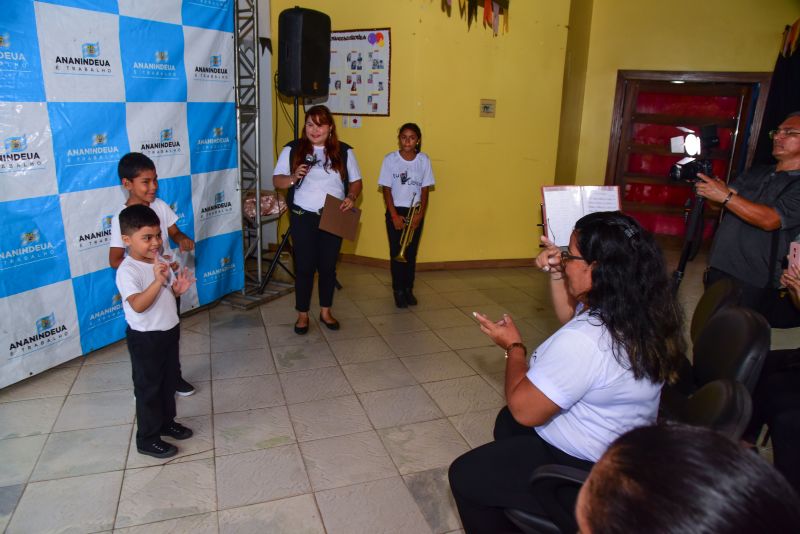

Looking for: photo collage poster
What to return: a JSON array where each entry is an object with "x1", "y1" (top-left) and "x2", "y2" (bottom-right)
[{"x1": 307, "y1": 29, "x2": 391, "y2": 116}]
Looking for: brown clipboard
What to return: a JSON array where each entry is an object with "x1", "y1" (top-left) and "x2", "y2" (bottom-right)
[{"x1": 319, "y1": 194, "x2": 361, "y2": 241}]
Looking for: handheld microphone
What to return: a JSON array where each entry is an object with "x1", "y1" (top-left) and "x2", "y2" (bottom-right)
[{"x1": 295, "y1": 154, "x2": 318, "y2": 190}]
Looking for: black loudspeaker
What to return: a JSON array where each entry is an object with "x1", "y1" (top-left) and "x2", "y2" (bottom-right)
[{"x1": 278, "y1": 7, "x2": 331, "y2": 97}]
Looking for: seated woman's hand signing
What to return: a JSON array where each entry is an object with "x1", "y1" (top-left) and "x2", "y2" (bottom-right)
[
  {"x1": 536, "y1": 236, "x2": 562, "y2": 273},
  {"x1": 473, "y1": 312, "x2": 522, "y2": 350}
]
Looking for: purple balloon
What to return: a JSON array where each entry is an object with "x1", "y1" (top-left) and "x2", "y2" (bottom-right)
[{"x1": 367, "y1": 33, "x2": 377, "y2": 45}]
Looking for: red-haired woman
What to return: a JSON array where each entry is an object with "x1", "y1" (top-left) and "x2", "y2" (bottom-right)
[{"x1": 273, "y1": 105, "x2": 363, "y2": 335}]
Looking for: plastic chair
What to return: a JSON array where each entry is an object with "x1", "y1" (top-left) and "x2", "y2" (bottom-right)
[
  {"x1": 692, "y1": 306, "x2": 770, "y2": 393},
  {"x1": 504, "y1": 465, "x2": 589, "y2": 534},
  {"x1": 668, "y1": 279, "x2": 741, "y2": 396},
  {"x1": 690, "y1": 278, "x2": 741, "y2": 344},
  {"x1": 672, "y1": 378, "x2": 753, "y2": 440},
  {"x1": 663, "y1": 305, "x2": 770, "y2": 419}
]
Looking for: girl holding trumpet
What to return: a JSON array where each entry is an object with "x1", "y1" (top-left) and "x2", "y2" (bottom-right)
[{"x1": 379, "y1": 123, "x2": 435, "y2": 308}]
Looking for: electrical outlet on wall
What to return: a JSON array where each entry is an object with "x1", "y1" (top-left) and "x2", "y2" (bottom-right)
[
  {"x1": 343, "y1": 116, "x2": 362, "y2": 128},
  {"x1": 480, "y1": 99, "x2": 496, "y2": 118}
]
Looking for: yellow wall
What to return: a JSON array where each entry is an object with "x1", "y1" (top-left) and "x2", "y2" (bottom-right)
[
  {"x1": 554, "y1": 0, "x2": 593, "y2": 185},
  {"x1": 570, "y1": 0, "x2": 799, "y2": 186},
  {"x1": 269, "y1": 1, "x2": 798, "y2": 261},
  {"x1": 270, "y1": 0, "x2": 571, "y2": 262}
]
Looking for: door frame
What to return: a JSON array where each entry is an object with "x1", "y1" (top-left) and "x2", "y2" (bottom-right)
[{"x1": 605, "y1": 70, "x2": 772, "y2": 185}]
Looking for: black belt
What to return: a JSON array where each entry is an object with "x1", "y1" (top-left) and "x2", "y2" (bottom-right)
[{"x1": 291, "y1": 207, "x2": 323, "y2": 216}]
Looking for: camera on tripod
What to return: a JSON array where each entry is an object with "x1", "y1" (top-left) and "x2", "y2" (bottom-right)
[
  {"x1": 667, "y1": 124, "x2": 720, "y2": 292},
  {"x1": 669, "y1": 124, "x2": 719, "y2": 182},
  {"x1": 669, "y1": 158, "x2": 713, "y2": 182}
]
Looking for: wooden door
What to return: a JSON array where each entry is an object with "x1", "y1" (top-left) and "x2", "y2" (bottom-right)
[{"x1": 605, "y1": 71, "x2": 771, "y2": 238}]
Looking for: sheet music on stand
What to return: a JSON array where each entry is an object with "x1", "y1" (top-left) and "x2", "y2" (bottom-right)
[{"x1": 541, "y1": 185, "x2": 621, "y2": 247}]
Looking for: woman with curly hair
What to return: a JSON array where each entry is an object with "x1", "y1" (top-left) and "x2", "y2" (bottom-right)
[{"x1": 448, "y1": 211, "x2": 685, "y2": 533}]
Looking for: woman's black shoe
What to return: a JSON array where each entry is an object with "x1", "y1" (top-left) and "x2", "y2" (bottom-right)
[
  {"x1": 394, "y1": 290, "x2": 408, "y2": 308},
  {"x1": 294, "y1": 319, "x2": 309, "y2": 335},
  {"x1": 319, "y1": 313, "x2": 340, "y2": 330},
  {"x1": 403, "y1": 288, "x2": 418, "y2": 306}
]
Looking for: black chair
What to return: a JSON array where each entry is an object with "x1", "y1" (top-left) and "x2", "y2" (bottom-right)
[
  {"x1": 670, "y1": 279, "x2": 742, "y2": 395},
  {"x1": 690, "y1": 278, "x2": 741, "y2": 344},
  {"x1": 504, "y1": 465, "x2": 589, "y2": 534},
  {"x1": 691, "y1": 306, "x2": 770, "y2": 393},
  {"x1": 662, "y1": 305, "x2": 770, "y2": 419},
  {"x1": 670, "y1": 378, "x2": 753, "y2": 440}
]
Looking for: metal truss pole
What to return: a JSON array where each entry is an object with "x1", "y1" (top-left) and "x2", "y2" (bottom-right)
[
  {"x1": 230, "y1": 0, "x2": 292, "y2": 308},
  {"x1": 234, "y1": 0, "x2": 260, "y2": 288}
]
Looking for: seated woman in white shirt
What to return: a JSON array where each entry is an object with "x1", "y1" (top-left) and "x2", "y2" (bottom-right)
[{"x1": 448, "y1": 211, "x2": 685, "y2": 533}]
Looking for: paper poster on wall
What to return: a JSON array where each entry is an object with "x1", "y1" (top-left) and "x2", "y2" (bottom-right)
[{"x1": 306, "y1": 28, "x2": 391, "y2": 116}]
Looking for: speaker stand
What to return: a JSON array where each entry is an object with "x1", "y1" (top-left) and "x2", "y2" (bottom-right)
[{"x1": 293, "y1": 95, "x2": 300, "y2": 139}]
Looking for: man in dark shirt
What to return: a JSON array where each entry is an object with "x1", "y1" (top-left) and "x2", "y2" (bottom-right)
[{"x1": 695, "y1": 111, "x2": 800, "y2": 321}]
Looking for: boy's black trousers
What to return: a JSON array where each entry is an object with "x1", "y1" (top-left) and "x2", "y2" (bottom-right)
[{"x1": 126, "y1": 325, "x2": 180, "y2": 447}]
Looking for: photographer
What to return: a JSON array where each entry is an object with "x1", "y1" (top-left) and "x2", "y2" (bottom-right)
[{"x1": 695, "y1": 111, "x2": 800, "y2": 324}]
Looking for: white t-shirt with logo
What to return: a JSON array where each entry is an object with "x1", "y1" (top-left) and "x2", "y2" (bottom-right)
[
  {"x1": 528, "y1": 311, "x2": 662, "y2": 462},
  {"x1": 377, "y1": 151, "x2": 435, "y2": 208},
  {"x1": 109, "y1": 198, "x2": 178, "y2": 257},
  {"x1": 116, "y1": 256, "x2": 179, "y2": 332},
  {"x1": 274, "y1": 145, "x2": 362, "y2": 212}
]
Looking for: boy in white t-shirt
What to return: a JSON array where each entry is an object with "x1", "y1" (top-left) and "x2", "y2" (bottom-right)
[
  {"x1": 116, "y1": 204, "x2": 196, "y2": 458},
  {"x1": 109, "y1": 152, "x2": 196, "y2": 396}
]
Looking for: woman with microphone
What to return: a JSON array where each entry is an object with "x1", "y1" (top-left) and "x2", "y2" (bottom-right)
[{"x1": 273, "y1": 105, "x2": 363, "y2": 334}]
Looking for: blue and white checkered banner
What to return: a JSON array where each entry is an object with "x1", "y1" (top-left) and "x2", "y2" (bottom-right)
[{"x1": 0, "y1": 0, "x2": 242, "y2": 388}]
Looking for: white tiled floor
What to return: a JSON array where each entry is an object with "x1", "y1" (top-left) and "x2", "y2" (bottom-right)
[{"x1": 0, "y1": 252, "x2": 777, "y2": 533}]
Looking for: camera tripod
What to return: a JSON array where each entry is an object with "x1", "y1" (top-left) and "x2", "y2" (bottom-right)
[{"x1": 671, "y1": 193, "x2": 706, "y2": 294}]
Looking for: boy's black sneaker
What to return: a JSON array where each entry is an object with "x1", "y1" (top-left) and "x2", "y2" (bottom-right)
[
  {"x1": 160, "y1": 422, "x2": 193, "y2": 440},
  {"x1": 175, "y1": 377, "x2": 195, "y2": 396},
  {"x1": 137, "y1": 439, "x2": 178, "y2": 458}
]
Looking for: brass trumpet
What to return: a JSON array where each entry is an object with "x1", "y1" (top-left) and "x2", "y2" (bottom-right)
[{"x1": 393, "y1": 195, "x2": 421, "y2": 263}]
